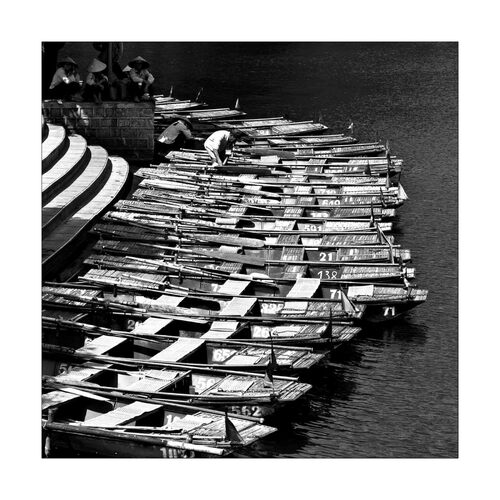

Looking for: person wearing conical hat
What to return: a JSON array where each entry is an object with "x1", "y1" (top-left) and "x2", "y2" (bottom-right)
[
  {"x1": 48, "y1": 56, "x2": 83, "y2": 101},
  {"x1": 155, "y1": 115, "x2": 198, "y2": 160},
  {"x1": 127, "y1": 56, "x2": 155, "y2": 102},
  {"x1": 83, "y1": 58, "x2": 109, "y2": 104},
  {"x1": 109, "y1": 64, "x2": 132, "y2": 101}
]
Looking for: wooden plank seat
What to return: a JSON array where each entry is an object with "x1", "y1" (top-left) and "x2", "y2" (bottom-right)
[
  {"x1": 55, "y1": 362, "x2": 111, "y2": 383},
  {"x1": 42, "y1": 390, "x2": 80, "y2": 411},
  {"x1": 201, "y1": 321, "x2": 240, "y2": 339},
  {"x1": 42, "y1": 363, "x2": 112, "y2": 410},
  {"x1": 131, "y1": 295, "x2": 187, "y2": 335},
  {"x1": 81, "y1": 401, "x2": 162, "y2": 427},
  {"x1": 123, "y1": 369, "x2": 186, "y2": 392},
  {"x1": 286, "y1": 278, "x2": 321, "y2": 298},
  {"x1": 218, "y1": 297, "x2": 257, "y2": 317},
  {"x1": 216, "y1": 279, "x2": 251, "y2": 296},
  {"x1": 76, "y1": 335, "x2": 129, "y2": 356},
  {"x1": 149, "y1": 338, "x2": 205, "y2": 362},
  {"x1": 79, "y1": 269, "x2": 167, "y2": 291}
]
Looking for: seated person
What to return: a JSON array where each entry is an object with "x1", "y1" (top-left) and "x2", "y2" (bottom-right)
[
  {"x1": 83, "y1": 59, "x2": 109, "y2": 104},
  {"x1": 110, "y1": 64, "x2": 131, "y2": 101},
  {"x1": 127, "y1": 56, "x2": 154, "y2": 102},
  {"x1": 48, "y1": 56, "x2": 82, "y2": 101},
  {"x1": 155, "y1": 115, "x2": 197, "y2": 159},
  {"x1": 203, "y1": 130, "x2": 246, "y2": 166}
]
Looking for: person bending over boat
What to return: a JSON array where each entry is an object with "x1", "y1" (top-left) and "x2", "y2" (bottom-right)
[
  {"x1": 204, "y1": 130, "x2": 246, "y2": 166},
  {"x1": 83, "y1": 59, "x2": 109, "y2": 104},
  {"x1": 127, "y1": 56, "x2": 155, "y2": 102},
  {"x1": 155, "y1": 115, "x2": 199, "y2": 159},
  {"x1": 48, "y1": 56, "x2": 83, "y2": 101}
]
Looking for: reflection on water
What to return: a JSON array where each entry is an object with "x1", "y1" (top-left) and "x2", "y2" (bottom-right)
[{"x1": 61, "y1": 42, "x2": 458, "y2": 458}]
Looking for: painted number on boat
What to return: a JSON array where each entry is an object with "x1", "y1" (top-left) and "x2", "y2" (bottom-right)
[
  {"x1": 319, "y1": 199, "x2": 342, "y2": 206},
  {"x1": 316, "y1": 269, "x2": 338, "y2": 279},
  {"x1": 319, "y1": 252, "x2": 336, "y2": 262},
  {"x1": 261, "y1": 302, "x2": 284, "y2": 314},
  {"x1": 228, "y1": 405, "x2": 263, "y2": 417},
  {"x1": 303, "y1": 224, "x2": 322, "y2": 231}
]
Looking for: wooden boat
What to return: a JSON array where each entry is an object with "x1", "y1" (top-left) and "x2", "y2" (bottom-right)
[
  {"x1": 162, "y1": 108, "x2": 247, "y2": 121},
  {"x1": 235, "y1": 142, "x2": 387, "y2": 157},
  {"x1": 242, "y1": 134, "x2": 357, "y2": 147},
  {"x1": 42, "y1": 361, "x2": 277, "y2": 457},
  {"x1": 154, "y1": 101, "x2": 206, "y2": 113},
  {"x1": 42, "y1": 392, "x2": 277, "y2": 457},
  {"x1": 42, "y1": 332, "x2": 313, "y2": 418},
  {"x1": 212, "y1": 118, "x2": 293, "y2": 128},
  {"x1": 132, "y1": 175, "x2": 404, "y2": 215},
  {"x1": 133, "y1": 181, "x2": 406, "y2": 211},
  {"x1": 114, "y1": 198, "x2": 397, "y2": 223},
  {"x1": 45, "y1": 268, "x2": 426, "y2": 325},
  {"x1": 103, "y1": 210, "x2": 394, "y2": 237},
  {"x1": 42, "y1": 316, "x2": 328, "y2": 372},
  {"x1": 207, "y1": 119, "x2": 334, "y2": 138},
  {"x1": 92, "y1": 221, "x2": 396, "y2": 248},
  {"x1": 233, "y1": 121, "x2": 329, "y2": 137},
  {"x1": 81, "y1": 250, "x2": 415, "y2": 283},
  {"x1": 133, "y1": 186, "x2": 404, "y2": 211},
  {"x1": 42, "y1": 283, "x2": 364, "y2": 343},
  {"x1": 139, "y1": 166, "x2": 395, "y2": 188},
  {"x1": 134, "y1": 174, "x2": 406, "y2": 211},
  {"x1": 93, "y1": 236, "x2": 411, "y2": 264},
  {"x1": 164, "y1": 150, "x2": 403, "y2": 176}
]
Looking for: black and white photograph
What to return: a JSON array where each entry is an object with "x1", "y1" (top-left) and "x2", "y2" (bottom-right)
[
  {"x1": 40, "y1": 40, "x2": 457, "y2": 460},
  {"x1": 2, "y1": 1, "x2": 498, "y2": 498}
]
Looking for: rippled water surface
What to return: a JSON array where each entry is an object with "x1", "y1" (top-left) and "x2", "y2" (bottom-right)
[{"x1": 65, "y1": 42, "x2": 458, "y2": 457}]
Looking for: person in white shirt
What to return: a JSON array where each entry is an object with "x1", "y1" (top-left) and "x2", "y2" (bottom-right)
[
  {"x1": 204, "y1": 130, "x2": 246, "y2": 166},
  {"x1": 48, "y1": 56, "x2": 82, "y2": 101}
]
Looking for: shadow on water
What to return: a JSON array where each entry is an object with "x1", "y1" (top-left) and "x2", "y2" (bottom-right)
[
  {"x1": 360, "y1": 314, "x2": 430, "y2": 347},
  {"x1": 236, "y1": 344, "x2": 363, "y2": 458}
]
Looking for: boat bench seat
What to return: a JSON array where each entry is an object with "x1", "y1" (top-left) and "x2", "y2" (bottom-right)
[
  {"x1": 201, "y1": 320, "x2": 240, "y2": 339},
  {"x1": 150, "y1": 338, "x2": 205, "y2": 362},
  {"x1": 286, "y1": 278, "x2": 321, "y2": 298},
  {"x1": 82, "y1": 401, "x2": 162, "y2": 427},
  {"x1": 76, "y1": 335, "x2": 128, "y2": 356}
]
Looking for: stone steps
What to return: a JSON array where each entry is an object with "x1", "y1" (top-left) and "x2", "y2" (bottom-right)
[
  {"x1": 42, "y1": 146, "x2": 110, "y2": 238},
  {"x1": 42, "y1": 156, "x2": 129, "y2": 277},
  {"x1": 42, "y1": 116, "x2": 49, "y2": 142},
  {"x1": 42, "y1": 124, "x2": 68, "y2": 173},
  {"x1": 42, "y1": 134, "x2": 90, "y2": 205}
]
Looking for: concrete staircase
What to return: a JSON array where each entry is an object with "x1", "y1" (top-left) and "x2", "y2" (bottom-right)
[{"x1": 42, "y1": 119, "x2": 129, "y2": 278}]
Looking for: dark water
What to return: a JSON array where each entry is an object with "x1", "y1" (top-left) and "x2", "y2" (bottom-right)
[{"x1": 64, "y1": 42, "x2": 458, "y2": 458}]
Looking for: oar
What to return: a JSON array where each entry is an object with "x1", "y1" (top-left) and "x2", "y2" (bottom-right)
[
  {"x1": 102, "y1": 213, "x2": 266, "y2": 248},
  {"x1": 41, "y1": 316, "x2": 315, "y2": 352},
  {"x1": 140, "y1": 243, "x2": 266, "y2": 267},
  {"x1": 42, "y1": 290, "x2": 208, "y2": 325}
]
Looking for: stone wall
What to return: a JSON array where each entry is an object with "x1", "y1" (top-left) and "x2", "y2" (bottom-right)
[{"x1": 42, "y1": 101, "x2": 154, "y2": 162}]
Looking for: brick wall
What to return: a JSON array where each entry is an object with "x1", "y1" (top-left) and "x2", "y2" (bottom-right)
[{"x1": 42, "y1": 101, "x2": 154, "y2": 162}]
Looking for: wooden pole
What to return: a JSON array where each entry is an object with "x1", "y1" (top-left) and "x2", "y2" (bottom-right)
[{"x1": 107, "y1": 42, "x2": 113, "y2": 80}]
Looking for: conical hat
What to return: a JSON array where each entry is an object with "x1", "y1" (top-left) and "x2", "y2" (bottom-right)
[
  {"x1": 87, "y1": 58, "x2": 107, "y2": 73},
  {"x1": 167, "y1": 114, "x2": 193, "y2": 129},
  {"x1": 128, "y1": 56, "x2": 150, "y2": 69},
  {"x1": 57, "y1": 56, "x2": 78, "y2": 67}
]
